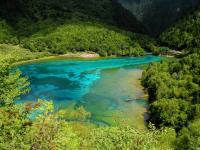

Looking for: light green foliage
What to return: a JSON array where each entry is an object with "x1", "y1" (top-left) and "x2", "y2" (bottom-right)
[
  {"x1": 0, "y1": 55, "x2": 29, "y2": 105},
  {"x1": 25, "y1": 101, "x2": 81, "y2": 150},
  {"x1": 0, "y1": 0, "x2": 150, "y2": 57},
  {"x1": 0, "y1": 105, "x2": 30, "y2": 150},
  {"x1": 0, "y1": 100, "x2": 176, "y2": 150},
  {"x1": 0, "y1": 0, "x2": 199, "y2": 149},
  {"x1": 0, "y1": 44, "x2": 50, "y2": 64},
  {"x1": 0, "y1": 101, "x2": 81, "y2": 150},
  {"x1": 82, "y1": 125, "x2": 176, "y2": 150},
  {"x1": 21, "y1": 21, "x2": 145, "y2": 56},
  {"x1": 153, "y1": 47, "x2": 171, "y2": 55}
]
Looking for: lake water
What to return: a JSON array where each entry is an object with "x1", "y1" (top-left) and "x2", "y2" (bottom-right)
[{"x1": 18, "y1": 55, "x2": 161, "y2": 127}]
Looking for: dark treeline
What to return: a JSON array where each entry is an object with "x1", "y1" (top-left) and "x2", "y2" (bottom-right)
[
  {"x1": 159, "y1": 3, "x2": 200, "y2": 50},
  {"x1": 0, "y1": 0, "x2": 145, "y2": 33}
]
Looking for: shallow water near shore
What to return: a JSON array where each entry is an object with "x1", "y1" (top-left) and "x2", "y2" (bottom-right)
[{"x1": 18, "y1": 55, "x2": 161, "y2": 128}]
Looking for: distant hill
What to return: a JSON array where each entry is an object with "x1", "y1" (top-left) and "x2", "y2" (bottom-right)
[
  {"x1": 0, "y1": 0, "x2": 155, "y2": 56},
  {"x1": 118, "y1": 0, "x2": 199, "y2": 36},
  {"x1": 159, "y1": 3, "x2": 200, "y2": 50},
  {"x1": 0, "y1": 0, "x2": 146, "y2": 34}
]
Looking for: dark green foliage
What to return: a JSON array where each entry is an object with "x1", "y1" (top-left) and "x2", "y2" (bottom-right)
[
  {"x1": 146, "y1": 45, "x2": 171, "y2": 55},
  {"x1": 0, "y1": 19, "x2": 18, "y2": 44},
  {"x1": 149, "y1": 99, "x2": 190, "y2": 130},
  {"x1": 175, "y1": 119, "x2": 200, "y2": 150},
  {"x1": 142, "y1": 53, "x2": 200, "y2": 103},
  {"x1": 191, "y1": 104, "x2": 200, "y2": 120},
  {"x1": 142, "y1": 51, "x2": 200, "y2": 129},
  {"x1": 119, "y1": 0, "x2": 199, "y2": 36},
  {"x1": 0, "y1": 0, "x2": 145, "y2": 34},
  {"x1": 160, "y1": 4, "x2": 200, "y2": 50}
]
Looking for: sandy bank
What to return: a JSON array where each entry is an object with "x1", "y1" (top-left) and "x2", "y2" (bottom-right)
[
  {"x1": 60, "y1": 52, "x2": 100, "y2": 58},
  {"x1": 12, "y1": 52, "x2": 100, "y2": 66}
]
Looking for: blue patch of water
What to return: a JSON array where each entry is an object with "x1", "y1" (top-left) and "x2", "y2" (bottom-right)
[{"x1": 17, "y1": 56, "x2": 161, "y2": 108}]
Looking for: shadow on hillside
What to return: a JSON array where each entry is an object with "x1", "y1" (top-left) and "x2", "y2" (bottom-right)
[{"x1": 0, "y1": 0, "x2": 147, "y2": 37}]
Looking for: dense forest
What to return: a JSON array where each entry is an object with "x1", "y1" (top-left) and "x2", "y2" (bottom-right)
[
  {"x1": 141, "y1": 3, "x2": 200, "y2": 149},
  {"x1": 160, "y1": 4, "x2": 200, "y2": 50},
  {"x1": 0, "y1": 0, "x2": 200, "y2": 149},
  {"x1": 118, "y1": 0, "x2": 199, "y2": 36},
  {"x1": 0, "y1": 0, "x2": 152, "y2": 56}
]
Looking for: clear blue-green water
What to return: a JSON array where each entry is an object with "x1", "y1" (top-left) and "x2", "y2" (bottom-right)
[{"x1": 18, "y1": 55, "x2": 161, "y2": 127}]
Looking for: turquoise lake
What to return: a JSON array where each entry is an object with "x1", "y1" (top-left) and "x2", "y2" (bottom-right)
[{"x1": 18, "y1": 55, "x2": 161, "y2": 127}]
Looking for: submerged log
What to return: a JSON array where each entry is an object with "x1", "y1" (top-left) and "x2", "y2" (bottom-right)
[{"x1": 124, "y1": 99, "x2": 135, "y2": 103}]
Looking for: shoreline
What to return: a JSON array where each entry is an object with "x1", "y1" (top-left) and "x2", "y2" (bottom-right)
[{"x1": 12, "y1": 52, "x2": 101, "y2": 66}]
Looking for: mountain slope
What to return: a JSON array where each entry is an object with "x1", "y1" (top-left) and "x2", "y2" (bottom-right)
[
  {"x1": 0, "y1": 0, "x2": 146, "y2": 34},
  {"x1": 118, "y1": 0, "x2": 199, "y2": 36},
  {"x1": 159, "y1": 3, "x2": 200, "y2": 50},
  {"x1": 0, "y1": 19, "x2": 18, "y2": 44},
  {"x1": 0, "y1": 0, "x2": 155, "y2": 56}
]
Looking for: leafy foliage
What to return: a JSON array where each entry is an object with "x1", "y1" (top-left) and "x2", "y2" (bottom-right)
[
  {"x1": 0, "y1": 55, "x2": 29, "y2": 105},
  {"x1": 21, "y1": 21, "x2": 146, "y2": 56},
  {"x1": 0, "y1": 100, "x2": 176, "y2": 150},
  {"x1": 142, "y1": 51, "x2": 200, "y2": 132},
  {"x1": 0, "y1": 0, "x2": 158, "y2": 57},
  {"x1": 82, "y1": 125, "x2": 176, "y2": 150},
  {"x1": 0, "y1": 101, "x2": 81, "y2": 150},
  {"x1": 160, "y1": 4, "x2": 200, "y2": 49},
  {"x1": 0, "y1": 44, "x2": 50, "y2": 64},
  {"x1": 149, "y1": 99, "x2": 190, "y2": 130},
  {"x1": 175, "y1": 119, "x2": 200, "y2": 150},
  {"x1": 142, "y1": 61, "x2": 199, "y2": 103}
]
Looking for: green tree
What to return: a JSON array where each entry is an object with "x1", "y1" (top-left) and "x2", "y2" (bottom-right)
[
  {"x1": 175, "y1": 119, "x2": 200, "y2": 150},
  {"x1": 0, "y1": 55, "x2": 29, "y2": 106},
  {"x1": 149, "y1": 98, "x2": 190, "y2": 130}
]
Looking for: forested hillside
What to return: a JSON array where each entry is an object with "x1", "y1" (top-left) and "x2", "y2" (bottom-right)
[
  {"x1": 21, "y1": 21, "x2": 148, "y2": 56},
  {"x1": 141, "y1": 3, "x2": 200, "y2": 149},
  {"x1": 0, "y1": 0, "x2": 145, "y2": 33},
  {"x1": 0, "y1": 0, "x2": 153, "y2": 56},
  {"x1": 118, "y1": 0, "x2": 199, "y2": 35},
  {"x1": 160, "y1": 3, "x2": 200, "y2": 50}
]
